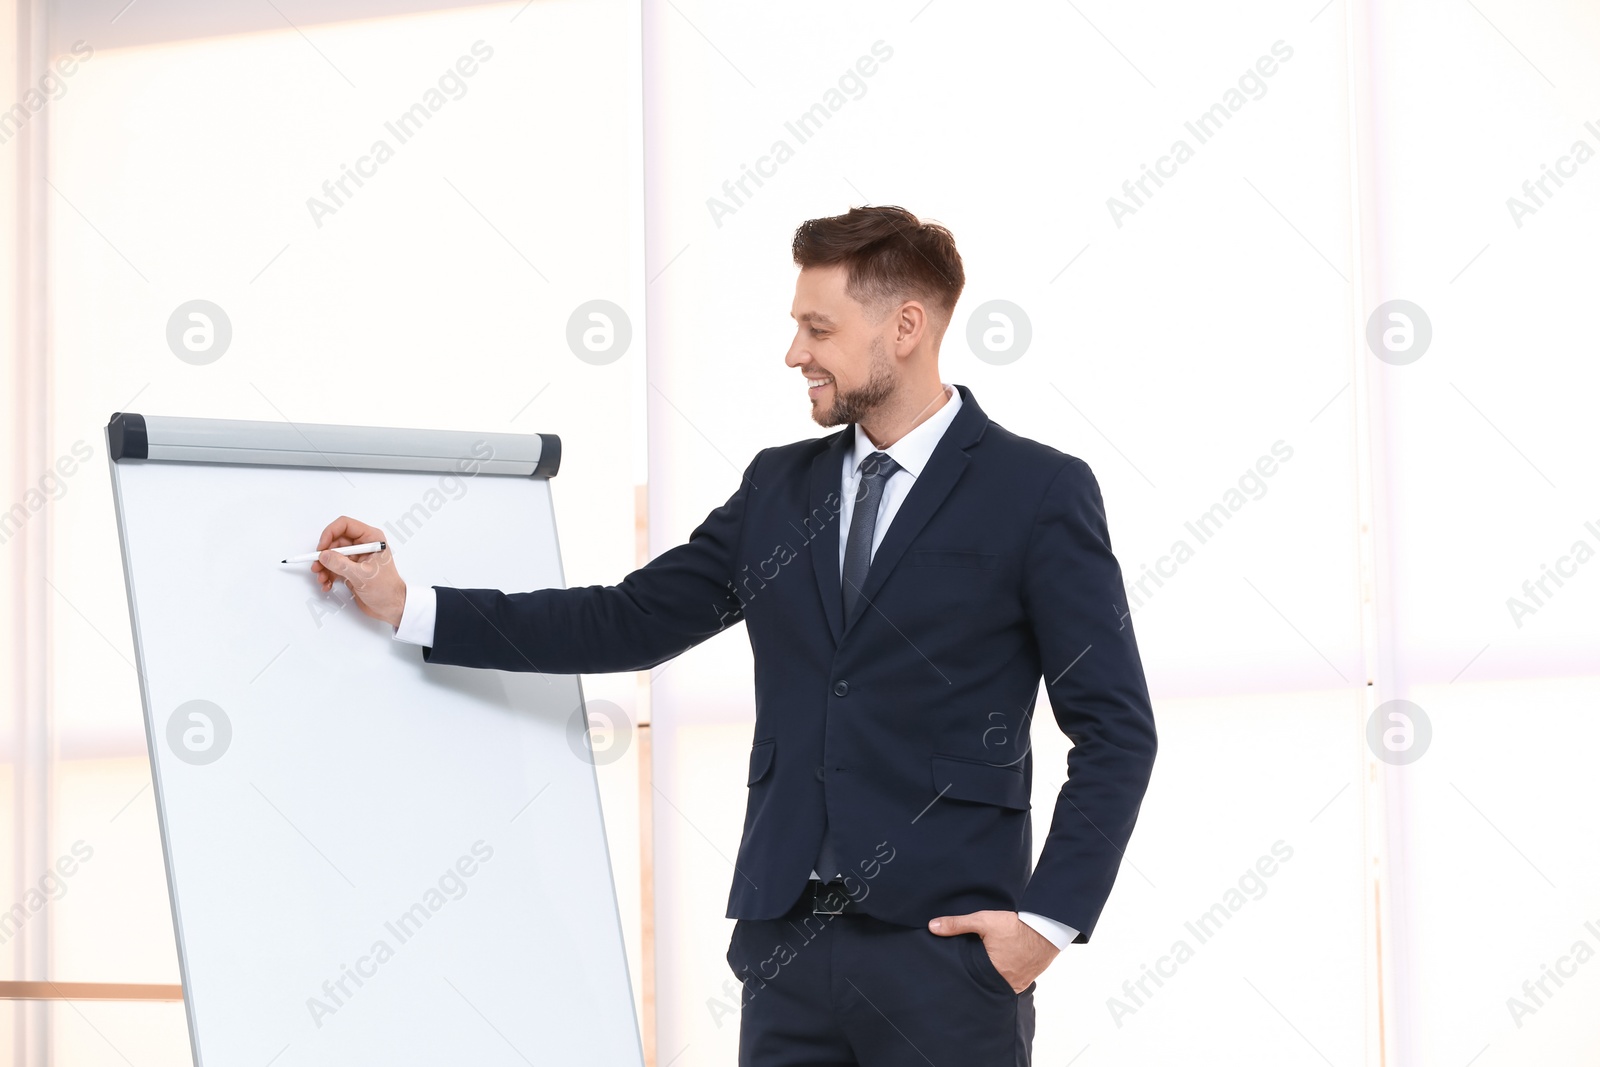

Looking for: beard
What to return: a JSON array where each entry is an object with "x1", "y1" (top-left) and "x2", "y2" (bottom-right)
[{"x1": 813, "y1": 337, "x2": 896, "y2": 427}]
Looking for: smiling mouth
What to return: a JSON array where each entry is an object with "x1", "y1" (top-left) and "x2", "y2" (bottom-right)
[{"x1": 806, "y1": 375, "x2": 834, "y2": 396}]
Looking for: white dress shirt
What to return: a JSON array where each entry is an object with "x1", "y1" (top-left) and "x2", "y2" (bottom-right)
[{"x1": 393, "y1": 382, "x2": 1078, "y2": 949}]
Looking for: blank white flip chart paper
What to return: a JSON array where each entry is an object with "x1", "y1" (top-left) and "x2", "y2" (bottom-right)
[{"x1": 107, "y1": 413, "x2": 642, "y2": 1067}]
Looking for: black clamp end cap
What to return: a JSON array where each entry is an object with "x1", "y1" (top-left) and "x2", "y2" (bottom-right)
[
  {"x1": 108, "y1": 412, "x2": 148, "y2": 460},
  {"x1": 534, "y1": 433, "x2": 562, "y2": 478}
]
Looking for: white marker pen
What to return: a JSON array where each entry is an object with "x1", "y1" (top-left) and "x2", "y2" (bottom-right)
[{"x1": 281, "y1": 541, "x2": 387, "y2": 564}]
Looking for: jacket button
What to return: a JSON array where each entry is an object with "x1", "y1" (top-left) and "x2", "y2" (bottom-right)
[
  {"x1": 815, "y1": 765, "x2": 826, "y2": 781},
  {"x1": 833, "y1": 680, "x2": 849, "y2": 697}
]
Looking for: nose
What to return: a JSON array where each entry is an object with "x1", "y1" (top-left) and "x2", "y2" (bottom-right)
[{"x1": 785, "y1": 334, "x2": 808, "y2": 368}]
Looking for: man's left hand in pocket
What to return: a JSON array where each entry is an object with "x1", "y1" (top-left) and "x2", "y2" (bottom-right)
[{"x1": 928, "y1": 910, "x2": 1060, "y2": 993}]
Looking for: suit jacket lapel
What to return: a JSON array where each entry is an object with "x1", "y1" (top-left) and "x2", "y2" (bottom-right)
[
  {"x1": 806, "y1": 428, "x2": 852, "y2": 645},
  {"x1": 842, "y1": 385, "x2": 989, "y2": 635}
]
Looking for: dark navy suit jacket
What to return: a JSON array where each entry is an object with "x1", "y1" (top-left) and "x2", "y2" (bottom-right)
[{"x1": 422, "y1": 384, "x2": 1156, "y2": 942}]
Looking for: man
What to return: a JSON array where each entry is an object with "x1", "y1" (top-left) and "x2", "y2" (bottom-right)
[{"x1": 313, "y1": 205, "x2": 1157, "y2": 1065}]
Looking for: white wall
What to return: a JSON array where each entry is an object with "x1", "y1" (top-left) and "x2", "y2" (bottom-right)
[{"x1": 1357, "y1": 2, "x2": 1600, "y2": 1063}]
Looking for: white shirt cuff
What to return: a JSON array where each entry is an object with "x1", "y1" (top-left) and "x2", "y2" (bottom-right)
[
  {"x1": 392, "y1": 585, "x2": 437, "y2": 647},
  {"x1": 1018, "y1": 911, "x2": 1078, "y2": 950}
]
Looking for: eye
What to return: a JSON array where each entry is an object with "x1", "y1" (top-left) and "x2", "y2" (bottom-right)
[{"x1": 810, "y1": 328, "x2": 827, "y2": 338}]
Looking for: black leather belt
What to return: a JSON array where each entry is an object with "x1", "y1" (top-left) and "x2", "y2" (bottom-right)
[{"x1": 799, "y1": 879, "x2": 867, "y2": 916}]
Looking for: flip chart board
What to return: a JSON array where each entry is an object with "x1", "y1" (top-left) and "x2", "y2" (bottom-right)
[{"x1": 106, "y1": 412, "x2": 642, "y2": 1067}]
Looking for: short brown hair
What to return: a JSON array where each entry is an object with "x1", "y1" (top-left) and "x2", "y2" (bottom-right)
[{"x1": 791, "y1": 205, "x2": 965, "y2": 321}]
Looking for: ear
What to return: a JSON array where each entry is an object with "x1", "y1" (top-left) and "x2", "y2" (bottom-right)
[{"x1": 892, "y1": 299, "x2": 928, "y2": 357}]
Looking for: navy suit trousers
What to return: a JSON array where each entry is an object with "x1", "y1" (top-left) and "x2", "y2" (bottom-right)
[{"x1": 727, "y1": 900, "x2": 1037, "y2": 1066}]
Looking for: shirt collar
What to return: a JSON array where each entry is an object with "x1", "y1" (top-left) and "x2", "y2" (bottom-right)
[{"x1": 848, "y1": 383, "x2": 962, "y2": 479}]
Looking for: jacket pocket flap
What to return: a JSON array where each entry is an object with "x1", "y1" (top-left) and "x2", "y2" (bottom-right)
[
  {"x1": 930, "y1": 755, "x2": 1028, "y2": 810},
  {"x1": 747, "y1": 739, "x2": 776, "y2": 785},
  {"x1": 904, "y1": 549, "x2": 999, "y2": 569}
]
